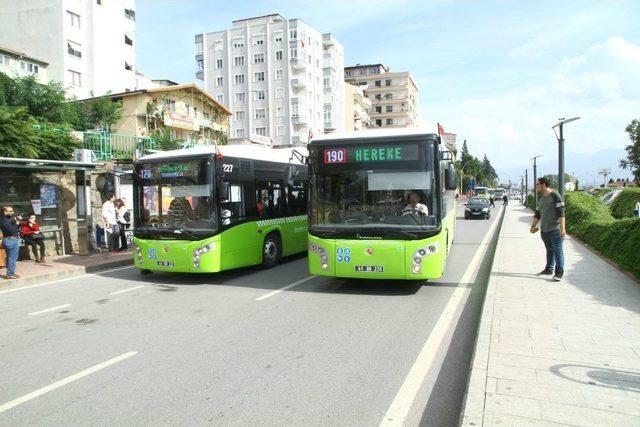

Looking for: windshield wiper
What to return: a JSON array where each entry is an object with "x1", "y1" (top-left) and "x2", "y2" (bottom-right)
[{"x1": 383, "y1": 229, "x2": 418, "y2": 239}]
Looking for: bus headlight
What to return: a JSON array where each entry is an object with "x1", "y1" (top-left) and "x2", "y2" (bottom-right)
[
  {"x1": 412, "y1": 243, "x2": 439, "y2": 274},
  {"x1": 193, "y1": 243, "x2": 215, "y2": 268},
  {"x1": 310, "y1": 243, "x2": 329, "y2": 270},
  {"x1": 135, "y1": 245, "x2": 142, "y2": 264},
  {"x1": 412, "y1": 265, "x2": 421, "y2": 274}
]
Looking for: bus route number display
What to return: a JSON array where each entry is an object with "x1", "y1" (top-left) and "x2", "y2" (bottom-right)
[
  {"x1": 323, "y1": 145, "x2": 418, "y2": 164},
  {"x1": 324, "y1": 148, "x2": 347, "y2": 164}
]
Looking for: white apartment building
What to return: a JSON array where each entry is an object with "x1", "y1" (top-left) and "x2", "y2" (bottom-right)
[
  {"x1": 345, "y1": 64, "x2": 419, "y2": 128},
  {"x1": 195, "y1": 14, "x2": 345, "y2": 147},
  {"x1": 344, "y1": 82, "x2": 371, "y2": 131},
  {"x1": 0, "y1": 46, "x2": 49, "y2": 83},
  {"x1": 0, "y1": 0, "x2": 137, "y2": 99}
]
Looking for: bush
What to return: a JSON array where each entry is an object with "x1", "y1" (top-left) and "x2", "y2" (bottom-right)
[
  {"x1": 565, "y1": 192, "x2": 640, "y2": 278},
  {"x1": 610, "y1": 188, "x2": 640, "y2": 219}
]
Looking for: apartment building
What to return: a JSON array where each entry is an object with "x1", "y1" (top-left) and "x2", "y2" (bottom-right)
[
  {"x1": 0, "y1": 0, "x2": 137, "y2": 98},
  {"x1": 344, "y1": 64, "x2": 419, "y2": 128},
  {"x1": 0, "y1": 46, "x2": 49, "y2": 83},
  {"x1": 195, "y1": 14, "x2": 345, "y2": 147},
  {"x1": 344, "y1": 82, "x2": 371, "y2": 131}
]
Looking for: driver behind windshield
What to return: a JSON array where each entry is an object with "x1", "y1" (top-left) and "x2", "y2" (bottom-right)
[{"x1": 402, "y1": 192, "x2": 429, "y2": 215}]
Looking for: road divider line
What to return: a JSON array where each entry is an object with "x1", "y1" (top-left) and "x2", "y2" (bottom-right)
[
  {"x1": 380, "y1": 206, "x2": 504, "y2": 427},
  {"x1": 0, "y1": 351, "x2": 137, "y2": 414},
  {"x1": 110, "y1": 285, "x2": 144, "y2": 295},
  {"x1": 0, "y1": 266, "x2": 134, "y2": 294},
  {"x1": 28, "y1": 304, "x2": 71, "y2": 316},
  {"x1": 255, "y1": 276, "x2": 315, "y2": 301}
]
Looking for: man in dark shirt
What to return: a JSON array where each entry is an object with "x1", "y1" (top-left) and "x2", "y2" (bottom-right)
[
  {"x1": 1, "y1": 205, "x2": 22, "y2": 279},
  {"x1": 530, "y1": 178, "x2": 567, "y2": 281}
]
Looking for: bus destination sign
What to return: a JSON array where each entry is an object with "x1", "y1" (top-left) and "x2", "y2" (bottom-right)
[{"x1": 323, "y1": 145, "x2": 419, "y2": 164}]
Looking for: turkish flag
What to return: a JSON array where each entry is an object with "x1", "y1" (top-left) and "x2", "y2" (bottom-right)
[{"x1": 437, "y1": 123, "x2": 445, "y2": 135}]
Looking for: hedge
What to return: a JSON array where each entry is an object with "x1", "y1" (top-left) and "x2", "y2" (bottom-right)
[
  {"x1": 565, "y1": 192, "x2": 640, "y2": 278},
  {"x1": 610, "y1": 188, "x2": 640, "y2": 219}
]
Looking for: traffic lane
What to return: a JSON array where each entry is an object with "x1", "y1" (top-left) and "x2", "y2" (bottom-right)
[{"x1": 0, "y1": 211, "x2": 500, "y2": 425}]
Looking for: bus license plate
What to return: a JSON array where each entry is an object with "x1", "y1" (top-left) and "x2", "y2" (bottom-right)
[
  {"x1": 157, "y1": 261, "x2": 175, "y2": 267},
  {"x1": 355, "y1": 265, "x2": 384, "y2": 273}
]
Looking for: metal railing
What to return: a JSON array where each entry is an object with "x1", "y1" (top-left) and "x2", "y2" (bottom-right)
[{"x1": 82, "y1": 132, "x2": 156, "y2": 161}]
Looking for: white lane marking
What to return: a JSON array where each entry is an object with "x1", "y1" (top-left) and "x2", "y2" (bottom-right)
[
  {"x1": 0, "y1": 266, "x2": 134, "y2": 294},
  {"x1": 0, "y1": 351, "x2": 137, "y2": 414},
  {"x1": 28, "y1": 304, "x2": 71, "y2": 316},
  {"x1": 380, "y1": 206, "x2": 503, "y2": 426},
  {"x1": 255, "y1": 275, "x2": 315, "y2": 301},
  {"x1": 110, "y1": 285, "x2": 144, "y2": 295}
]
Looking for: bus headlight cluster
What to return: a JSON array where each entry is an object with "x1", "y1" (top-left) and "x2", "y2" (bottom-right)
[
  {"x1": 309, "y1": 243, "x2": 329, "y2": 270},
  {"x1": 135, "y1": 245, "x2": 142, "y2": 264},
  {"x1": 411, "y1": 244, "x2": 439, "y2": 274},
  {"x1": 193, "y1": 243, "x2": 215, "y2": 268}
]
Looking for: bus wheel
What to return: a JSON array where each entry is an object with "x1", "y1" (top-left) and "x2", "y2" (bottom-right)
[{"x1": 262, "y1": 233, "x2": 281, "y2": 268}]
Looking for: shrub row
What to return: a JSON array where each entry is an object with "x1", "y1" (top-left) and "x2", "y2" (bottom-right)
[{"x1": 565, "y1": 192, "x2": 640, "y2": 278}]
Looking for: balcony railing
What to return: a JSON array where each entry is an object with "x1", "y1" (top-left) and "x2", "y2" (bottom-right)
[{"x1": 82, "y1": 132, "x2": 156, "y2": 161}]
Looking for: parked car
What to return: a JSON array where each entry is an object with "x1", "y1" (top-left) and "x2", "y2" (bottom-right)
[{"x1": 465, "y1": 197, "x2": 491, "y2": 219}]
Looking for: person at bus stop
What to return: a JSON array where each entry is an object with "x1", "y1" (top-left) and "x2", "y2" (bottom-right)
[
  {"x1": 530, "y1": 177, "x2": 566, "y2": 282},
  {"x1": 1, "y1": 205, "x2": 22, "y2": 279},
  {"x1": 102, "y1": 193, "x2": 120, "y2": 254},
  {"x1": 21, "y1": 213, "x2": 46, "y2": 263},
  {"x1": 115, "y1": 198, "x2": 129, "y2": 251},
  {"x1": 402, "y1": 192, "x2": 429, "y2": 216}
]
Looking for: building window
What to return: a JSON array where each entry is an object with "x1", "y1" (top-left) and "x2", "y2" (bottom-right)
[
  {"x1": 67, "y1": 41, "x2": 82, "y2": 58},
  {"x1": 275, "y1": 50, "x2": 283, "y2": 61},
  {"x1": 234, "y1": 74, "x2": 245, "y2": 85},
  {"x1": 254, "y1": 72, "x2": 265, "y2": 82},
  {"x1": 290, "y1": 48, "x2": 297, "y2": 59},
  {"x1": 124, "y1": 34, "x2": 133, "y2": 46},
  {"x1": 386, "y1": 105, "x2": 393, "y2": 113},
  {"x1": 234, "y1": 92, "x2": 246, "y2": 102},
  {"x1": 253, "y1": 53, "x2": 264, "y2": 64},
  {"x1": 216, "y1": 76, "x2": 223, "y2": 86},
  {"x1": 276, "y1": 87, "x2": 284, "y2": 99},
  {"x1": 234, "y1": 56, "x2": 244, "y2": 67},
  {"x1": 255, "y1": 108, "x2": 266, "y2": 119},
  {"x1": 0, "y1": 54, "x2": 5, "y2": 65},
  {"x1": 374, "y1": 80, "x2": 381, "y2": 87},
  {"x1": 252, "y1": 36, "x2": 264, "y2": 46},
  {"x1": 232, "y1": 38, "x2": 244, "y2": 48},
  {"x1": 323, "y1": 77, "x2": 330, "y2": 87},
  {"x1": 216, "y1": 94, "x2": 224, "y2": 103},
  {"x1": 385, "y1": 93, "x2": 393, "y2": 99},
  {"x1": 386, "y1": 118, "x2": 393, "y2": 125},
  {"x1": 68, "y1": 69, "x2": 81, "y2": 86},
  {"x1": 375, "y1": 106, "x2": 382, "y2": 113},
  {"x1": 125, "y1": 62, "x2": 133, "y2": 71},
  {"x1": 307, "y1": 55, "x2": 311, "y2": 64},
  {"x1": 20, "y1": 61, "x2": 39, "y2": 74},
  {"x1": 386, "y1": 79, "x2": 392, "y2": 86},
  {"x1": 196, "y1": 59, "x2": 204, "y2": 71},
  {"x1": 254, "y1": 90, "x2": 266, "y2": 100},
  {"x1": 375, "y1": 119, "x2": 382, "y2": 127},
  {"x1": 276, "y1": 106, "x2": 284, "y2": 117},
  {"x1": 274, "y1": 32, "x2": 283, "y2": 42},
  {"x1": 96, "y1": 0, "x2": 101, "y2": 4},
  {"x1": 290, "y1": 29, "x2": 297, "y2": 39},
  {"x1": 124, "y1": 8, "x2": 136, "y2": 20},
  {"x1": 275, "y1": 69, "x2": 284, "y2": 80},
  {"x1": 345, "y1": 70, "x2": 353, "y2": 77},
  {"x1": 185, "y1": 103, "x2": 191, "y2": 116},
  {"x1": 214, "y1": 40, "x2": 223, "y2": 51},
  {"x1": 215, "y1": 59, "x2": 223, "y2": 69},
  {"x1": 235, "y1": 111, "x2": 245, "y2": 121},
  {"x1": 255, "y1": 127, "x2": 267, "y2": 136},
  {"x1": 234, "y1": 128, "x2": 245, "y2": 138},
  {"x1": 67, "y1": 11, "x2": 80, "y2": 28},
  {"x1": 375, "y1": 94, "x2": 382, "y2": 100},
  {"x1": 276, "y1": 125, "x2": 285, "y2": 137}
]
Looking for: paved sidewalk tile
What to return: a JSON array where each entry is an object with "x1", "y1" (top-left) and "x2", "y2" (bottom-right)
[{"x1": 460, "y1": 204, "x2": 640, "y2": 426}]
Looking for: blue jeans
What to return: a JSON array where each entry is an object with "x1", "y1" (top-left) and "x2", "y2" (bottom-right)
[
  {"x1": 541, "y1": 229, "x2": 564, "y2": 274},
  {"x1": 3, "y1": 237, "x2": 20, "y2": 277}
]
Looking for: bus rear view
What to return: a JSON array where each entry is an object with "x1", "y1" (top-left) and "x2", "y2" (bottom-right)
[{"x1": 308, "y1": 129, "x2": 457, "y2": 280}]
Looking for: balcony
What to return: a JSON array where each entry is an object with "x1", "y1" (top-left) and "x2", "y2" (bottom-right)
[
  {"x1": 290, "y1": 78, "x2": 307, "y2": 89},
  {"x1": 291, "y1": 114, "x2": 308, "y2": 125},
  {"x1": 324, "y1": 120, "x2": 337, "y2": 131},
  {"x1": 323, "y1": 34, "x2": 336, "y2": 47},
  {"x1": 290, "y1": 57, "x2": 308, "y2": 71}
]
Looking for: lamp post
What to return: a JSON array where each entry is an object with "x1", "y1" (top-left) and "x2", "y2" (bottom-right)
[
  {"x1": 525, "y1": 169, "x2": 528, "y2": 206},
  {"x1": 552, "y1": 117, "x2": 581, "y2": 199},
  {"x1": 459, "y1": 158, "x2": 474, "y2": 196},
  {"x1": 531, "y1": 155, "x2": 542, "y2": 208}
]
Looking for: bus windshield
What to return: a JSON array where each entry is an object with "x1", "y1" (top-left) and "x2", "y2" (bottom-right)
[
  {"x1": 134, "y1": 158, "x2": 217, "y2": 239},
  {"x1": 309, "y1": 141, "x2": 438, "y2": 238}
]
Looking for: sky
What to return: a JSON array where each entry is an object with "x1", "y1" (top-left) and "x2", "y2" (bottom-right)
[{"x1": 136, "y1": 0, "x2": 640, "y2": 184}]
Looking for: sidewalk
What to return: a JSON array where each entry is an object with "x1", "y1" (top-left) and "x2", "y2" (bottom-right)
[
  {"x1": 1, "y1": 250, "x2": 133, "y2": 290},
  {"x1": 461, "y1": 204, "x2": 640, "y2": 426}
]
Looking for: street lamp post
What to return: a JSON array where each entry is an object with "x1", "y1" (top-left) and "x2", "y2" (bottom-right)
[
  {"x1": 531, "y1": 155, "x2": 542, "y2": 208},
  {"x1": 525, "y1": 169, "x2": 528, "y2": 206},
  {"x1": 552, "y1": 117, "x2": 581, "y2": 199}
]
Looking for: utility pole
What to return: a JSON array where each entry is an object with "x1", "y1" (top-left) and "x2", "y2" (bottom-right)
[
  {"x1": 531, "y1": 155, "x2": 542, "y2": 208},
  {"x1": 553, "y1": 117, "x2": 581, "y2": 199},
  {"x1": 525, "y1": 169, "x2": 528, "y2": 207},
  {"x1": 520, "y1": 176, "x2": 524, "y2": 205}
]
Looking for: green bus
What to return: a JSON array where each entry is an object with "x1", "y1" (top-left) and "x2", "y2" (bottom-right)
[
  {"x1": 307, "y1": 130, "x2": 457, "y2": 280},
  {"x1": 132, "y1": 145, "x2": 308, "y2": 273}
]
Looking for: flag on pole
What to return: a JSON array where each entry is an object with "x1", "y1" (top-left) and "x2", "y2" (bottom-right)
[{"x1": 437, "y1": 122, "x2": 445, "y2": 135}]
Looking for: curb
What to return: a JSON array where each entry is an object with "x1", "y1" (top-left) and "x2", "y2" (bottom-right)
[
  {"x1": 458, "y1": 203, "x2": 508, "y2": 426},
  {"x1": 1, "y1": 258, "x2": 133, "y2": 290}
]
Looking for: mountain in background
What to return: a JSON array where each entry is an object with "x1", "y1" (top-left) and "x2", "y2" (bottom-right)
[{"x1": 496, "y1": 148, "x2": 632, "y2": 188}]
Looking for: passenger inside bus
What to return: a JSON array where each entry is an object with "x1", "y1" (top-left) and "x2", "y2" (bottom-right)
[
  {"x1": 167, "y1": 197, "x2": 192, "y2": 224},
  {"x1": 402, "y1": 192, "x2": 429, "y2": 216}
]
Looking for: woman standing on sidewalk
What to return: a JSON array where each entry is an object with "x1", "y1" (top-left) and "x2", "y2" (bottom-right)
[
  {"x1": 115, "y1": 199, "x2": 129, "y2": 251},
  {"x1": 530, "y1": 177, "x2": 566, "y2": 281},
  {"x1": 0, "y1": 206, "x2": 22, "y2": 279}
]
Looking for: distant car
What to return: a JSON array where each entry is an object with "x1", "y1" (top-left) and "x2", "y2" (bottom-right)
[
  {"x1": 494, "y1": 190, "x2": 504, "y2": 199},
  {"x1": 465, "y1": 197, "x2": 491, "y2": 220}
]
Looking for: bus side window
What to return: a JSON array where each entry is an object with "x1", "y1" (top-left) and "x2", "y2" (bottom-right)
[{"x1": 288, "y1": 181, "x2": 307, "y2": 215}]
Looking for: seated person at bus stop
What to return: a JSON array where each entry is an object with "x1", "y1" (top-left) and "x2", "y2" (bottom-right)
[
  {"x1": 402, "y1": 192, "x2": 429, "y2": 216},
  {"x1": 21, "y1": 213, "x2": 46, "y2": 263}
]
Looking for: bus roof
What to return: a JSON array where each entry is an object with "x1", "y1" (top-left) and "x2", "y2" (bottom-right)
[
  {"x1": 311, "y1": 128, "x2": 438, "y2": 144},
  {"x1": 138, "y1": 144, "x2": 307, "y2": 165}
]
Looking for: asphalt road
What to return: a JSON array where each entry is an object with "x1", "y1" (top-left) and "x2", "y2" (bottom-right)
[{"x1": 0, "y1": 203, "x2": 503, "y2": 427}]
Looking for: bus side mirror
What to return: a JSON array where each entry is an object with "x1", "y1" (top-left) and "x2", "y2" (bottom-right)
[
  {"x1": 285, "y1": 165, "x2": 296, "y2": 186},
  {"x1": 445, "y1": 168, "x2": 457, "y2": 190},
  {"x1": 217, "y1": 182, "x2": 230, "y2": 200}
]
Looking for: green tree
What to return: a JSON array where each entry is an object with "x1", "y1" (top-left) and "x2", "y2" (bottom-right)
[
  {"x1": 620, "y1": 118, "x2": 640, "y2": 182},
  {"x1": 70, "y1": 96, "x2": 123, "y2": 131},
  {"x1": 481, "y1": 154, "x2": 498, "y2": 186},
  {"x1": 150, "y1": 128, "x2": 183, "y2": 151}
]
